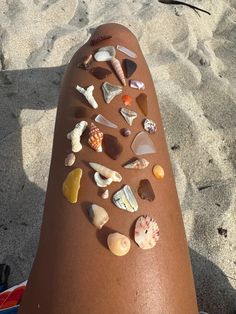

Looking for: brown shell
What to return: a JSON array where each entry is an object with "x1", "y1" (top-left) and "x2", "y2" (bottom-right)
[{"x1": 88, "y1": 122, "x2": 103, "y2": 152}]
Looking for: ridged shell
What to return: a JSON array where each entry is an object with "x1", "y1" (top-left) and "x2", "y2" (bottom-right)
[
  {"x1": 124, "y1": 158, "x2": 149, "y2": 169},
  {"x1": 111, "y1": 57, "x2": 126, "y2": 86},
  {"x1": 112, "y1": 185, "x2": 138, "y2": 212},
  {"x1": 88, "y1": 123, "x2": 103, "y2": 152},
  {"x1": 107, "y1": 232, "x2": 131, "y2": 256},
  {"x1": 89, "y1": 162, "x2": 122, "y2": 182},
  {"x1": 94, "y1": 172, "x2": 113, "y2": 187},
  {"x1": 62, "y1": 168, "x2": 82, "y2": 204},
  {"x1": 88, "y1": 204, "x2": 109, "y2": 229},
  {"x1": 120, "y1": 107, "x2": 137, "y2": 126},
  {"x1": 134, "y1": 215, "x2": 160, "y2": 250}
]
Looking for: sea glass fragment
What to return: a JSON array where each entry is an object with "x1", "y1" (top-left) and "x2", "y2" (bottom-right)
[
  {"x1": 120, "y1": 128, "x2": 131, "y2": 137},
  {"x1": 124, "y1": 59, "x2": 137, "y2": 78},
  {"x1": 136, "y1": 93, "x2": 148, "y2": 116},
  {"x1": 103, "y1": 134, "x2": 123, "y2": 160},
  {"x1": 102, "y1": 82, "x2": 123, "y2": 104},
  {"x1": 62, "y1": 168, "x2": 82, "y2": 204},
  {"x1": 131, "y1": 131, "x2": 157, "y2": 155},
  {"x1": 130, "y1": 80, "x2": 145, "y2": 90},
  {"x1": 113, "y1": 185, "x2": 138, "y2": 212},
  {"x1": 116, "y1": 45, "x2": 137, "y2": 58},
  {"x1": 90, "y1": 67, "x2": 112, "y2": 80},
  {"x1": 138, "y1": 179, "x2": 155, "y2": 201},
  {"x1": 120, "y1": 107, "x2": 137, "y2": 126},
  {"x1": 95, "y1": 114, "x2": 118, "y2": 129}
]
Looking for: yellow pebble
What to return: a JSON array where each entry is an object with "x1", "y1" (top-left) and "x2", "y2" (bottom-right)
[
  {"x1": 62, "y1": 168, "x2": 83, "y2": 203},
  {"x1": 152, "y1": 164, "x2": 164, "y2": 180}
]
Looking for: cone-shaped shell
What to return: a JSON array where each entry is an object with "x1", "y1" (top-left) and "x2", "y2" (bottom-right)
[
  {"x1": 62, "y1": 168, "x2": 82, "y2": 204},
  {"x1": 88, "y1": 123, "x2": 103, "y2": 152},
  {"x1": 88, "y1": 204, "x2": 109, "y2": 229},
  {"x1": 111, "y1": 57, "x2": 126, "y2": 86},
  {"x1": 89, "y1": 162, "x2": 122, "y2": 182},
  {"x1": 107, "y1": 232, "x2": 131, "y2": 256},
  {"x1": 124, "y1": 158, "x2": 149, "y2": 169}
]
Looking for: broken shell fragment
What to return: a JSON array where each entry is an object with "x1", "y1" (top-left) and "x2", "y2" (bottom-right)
[
  {"x1": 89, "y1": 66, "x2": 112, "y2": 80},
  {"x1": 107, "y1": 232, "x2": 131, "y2": 256},
  {"x1": 113, "y1": 185, "x2": 138, "y2": 212},
  {"x1": 122, "y1": 94, "x2": 132, "y2": 106},
  {"x1": 67, "y1": 121, "x2": 88, "y2": 153},
  {"x1": 103, "y1": 134, "x2": 123, "y2": 160},
  {"x1": 101, "y1": 189, "x2": 109, "y2": 199},
  {"x1": 102, "y1": 82, "x2": 123, "y2": 104},
  {"x1": 88, "y1": 123, "x2": 103, "y2": 152},
  {"x1": 76, "y1": 85, "x2": 98, "y2": 109},
  {"x1": 88, "y1": 204, "x2": 109, "y2": 229},
  {"x1": 120, "y1": 128, "x2": 131, "y2": 137},
  {"x1": 65, "y1": 153, "x2": 76, "y2": 167},
  {"x1": 120, "y1": 107, "x2": 137, "y2": 126},
  {"x1": 94, "y1": 46, "x2": 116, "y2": 61},
  {"x1": 111, "y1": 57, "x2": 126, "y2": 86},
  {"x1": 124, "y1": 59, "x2": 137, "y2": 78},
  {"x1": 116, "y1": 45, "x2": 137, "y2": 58},
  {"x1": 78, "y1": 54, "x2": 93, "y2": 69},
  {"x1": 62, "y1": 168, "x2": 82, "y2": 204},
  {"x1": 130, "y1": 80, "x2": 145, "y2": 90},
  {"x1": 153, "y1": 164, "x2": 165, "y2": 180},
  {"x1": 138, "y1": 179, "x2": 155, "y2": 201},
  {"x1": 95, "y1": 114, "x2": 118, "y2": 129},
  {"x1": 131, "y1": 131, "x2": 157, "y2": 155},
  {"x1": 90, "y1": 35, "x2": 112, "y2": 46},
  {"x1": 143, "y1": 118, "x2": 157, "y2": 134},
  {"x1": 89, "y1": 162, "x2": 122, "y2": 182},
  {"x1": 136, "y1": 93, "x2": 148, "y2": 116},
  {"x1": 124, "y1": 158, "x2": 149, "y2": 169},
  {"x1": 94, "y1": 172, "x2": 113, "y2": 187},
  {"x1": 134, "y1": 215, "x2": 160, "y2": 250}
]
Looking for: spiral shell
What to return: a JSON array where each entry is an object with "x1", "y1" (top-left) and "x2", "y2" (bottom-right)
[
  {"x1": 111, "y1": 57, "x2": 126, "y2": 86},
  {"x1": 107, "y1": 232, "x2": 131, "y2": 256},
  {"x1": 88, "y1": 123, "x2": 103, "y2": 152},
  {"x1": 124, "y1": 158, "x2": 149, "y2": 169},
  {"x1": 89, "y1": 162, "x2": 122, "y2": 182}
]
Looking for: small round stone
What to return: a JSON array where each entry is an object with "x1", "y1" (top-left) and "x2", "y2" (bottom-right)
[
  {"x1": 120, "y1": 128, "x2": 131, "y2": 137},
  {"x1": 152, "y1": 164, "x2": 164, "y2": 180}
]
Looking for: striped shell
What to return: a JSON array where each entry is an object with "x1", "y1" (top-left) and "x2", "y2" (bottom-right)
[
  {"x1": 134, "y1": 215, "x2": 160, "y2": 250},
  {"x1": 111, "y1": 57, "x2": 126, "y2": 86},
  {"x1": 88, "y1": 123, "x2": 103, "y2": 152}
]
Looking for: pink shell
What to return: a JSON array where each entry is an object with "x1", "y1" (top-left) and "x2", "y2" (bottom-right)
[
  {"x1": 134, "y1": 215, "x2": 160, "y2": 250},
  {"x1": 111, "y1": 57, "x2": 126, "y2": 86},
  {"x1": 88, "y1": 123, "x2": 103, "y2": 152}
]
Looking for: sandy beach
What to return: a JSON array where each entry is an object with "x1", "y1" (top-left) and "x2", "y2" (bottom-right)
[{"x1": 0, "y1": 0, "x2": 235, "y2": 313}]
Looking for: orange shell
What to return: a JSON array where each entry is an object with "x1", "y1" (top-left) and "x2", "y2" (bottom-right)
[
  {"x1": 122, "y1": 94, "x2": 132, "y2": 106},
  {"x1": 88, "y1": 122, "x2": 103, "y2": 152}
]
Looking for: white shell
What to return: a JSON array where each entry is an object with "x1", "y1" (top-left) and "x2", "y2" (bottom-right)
[
  {"x1": 76, "y1": 85, "x2": 98, "y2": 109},
  {"x1": 117, "y1": 45, "x2": 137, "y2": 58},
  {"x1": 94, "y1": 172, "x2": 113, "y2": 187},
  {"x1": 88, "y1": 204, "x2": 109, "y2": 229},
  {"x1": 113, "y1": 185, "x2": 138, "y2": 212},
  {"x1": 89, "y1": 162, "x2": 122, "y2": 182},
  {"x1": 120, "y1": 107, "x2": 137, "y2": 126},
  {"x1": 101, "y1": 189, "x2": 109, "y2": 199},
  {"x1": 67, "y1": 121, "x2": 88, "y2": 153}
]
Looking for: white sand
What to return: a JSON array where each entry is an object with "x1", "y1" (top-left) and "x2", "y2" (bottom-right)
[{"x1": 0, "y1": 0, "x2": 235, "y2": 312}]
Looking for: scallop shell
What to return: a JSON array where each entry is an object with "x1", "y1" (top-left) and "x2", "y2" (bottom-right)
[
  {"x1": 94, "y1": 172, "x2": 113, "y2": 187},
  {"x1": 120, "y1": 107, "x2": 137, "y2": 126},
  {"x1": 124, "y1": 158, "x2": 149, "y2": 169},
  {"x1": 134, "y1": 215, "x2": 160, "y2": 250},
  {"x1": 88, "y1": 204, "x2": 109, "y2": 229},
  {"x1": 107, "y1": 232, "x2": 131, "y2": 256},
  {"x1": 89, "y1": 162, "x2": 122, "y2": 182},
  {"x1": 112, "y1": 185, "x2": 138, "y2": 212},
  {"x1": 88, "y1": 123, "x2": 103, "y2": 152},
  {"x1": 111, "y1": 57, "x2": 126, "y2": 86}
]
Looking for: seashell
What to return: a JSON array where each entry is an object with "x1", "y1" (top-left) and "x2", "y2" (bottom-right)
[
  {"x1": 65, "y1": 153, "x2": 76, "y2": 167},
  {"x1": 134, "y1": 215, "x2": 160, "y2": 250},
  {"x1": 76, "y1": 85, "x2": 98, "y2": 109},
  {"x1": 62, "y1": 168, "x2": 82, "y2": 204},
  {"x1": 124, "y1": 59, "x2": 137, "y2": 78},
  {"x1": 94, "y1": 46, "x2": 116, "y2": 61},
  {"x1": 113, "y1": 185, "x2": 138, "y2": 212},
  {"x1": 88, "y1": 123, "x2": 103, "y2": 152},
  {"x1": 143, "y1": 118, "x2": 157, "y2": 134},
  {"x1": 122, "y1": 94, "x2": 132, "y2": 106},
  {"x1": 120, "y1": 128, "x2": 131, "y2": 137},
  {"x1": 130, "y1": 80, "x2": 145, "y2": 90},
  {"x1": 120, "y1": 107, "x2": 137, "y2": 126},
  {"x1": 67, "y1": 121, "x2": 88, "y2": 153},
  {"x1": 136, "y1": 93, "x2": 148, "y2": 116},
  {"x1": 153, "y1": 164, "x2": 164, "y2": 180},
  {"x1": 90, "y1": 35, "x2": 112, "y2": 46},
  {"x1": 102, "y1": 82, "x2": 123, "y2": 104},
  {"x1": 95, "y1": 114, "x2": 118, "y2": 129},
  {"x1": 107, "y1": 232, "x2": 131, "y2": 256},
  {"x1": 103, "y1": 134, "x2": 123, "y2": 160},
  {"x1": 131, "y1": 131, "x2": 157, "y2": 155},
  {"x1": 78, "y1": 54, "x2": 93, "y2": 69},
  {"x1": 138, "y1": 179, "x2": 155, "y2": 201},
  {"x1": 89, "y1": 66, "x2": 112, "y2": 79},
  {"x1": 89, "y1": 162, "x2": 122, "y2": 182},
  {"x1": 94, "y1": 172, "x2": 113, "y2": 187},
  {"x1": 101, "y1": 189, "x2": 109, "y2": 199},
  {"x1": 124, "y1": 158, "x2": 149, "y2": 169},
  {"x1": 111, "y1": 57, "x2": 126, "y2": 86},
  {"x1": 116, "y1": 45, "x2": 137, "y2": 58},
  {"x1": 88, "y1": 204, "x2": 109, "y2": 229}
]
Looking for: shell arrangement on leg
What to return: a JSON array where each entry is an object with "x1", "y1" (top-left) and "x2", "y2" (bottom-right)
[{"x1": 88, "y1": 123, "x2": 103, "y2": 152}]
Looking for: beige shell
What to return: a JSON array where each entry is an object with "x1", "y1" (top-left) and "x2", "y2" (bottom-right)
[
  {"x1": 101, "y1": 189, "x2": 109, "y2": 199},
  {"x1": 88, "y1": 204, "x2": 109, "y2": 229},
  {"x1": 88, "y1": 123, "x2": 103, "y2": 152},
  {"x1": 94, "y1": 172, "x2": 113, "y2": 187},
  {"x1": 111, "y1": 57, "x2": 126, "y2": 86},
  {"x1": 65, "y1": 153, "x2": 76, "y2": 167},
  {"x1": 124, "y1": 158, "x2": 149, "y2": 169},
  {"x1": 89, "y1": 162, "x2": 122, "y2": 182},
  {"x1": 153, "y1": 164, "x2": 164, "y2": 180},
  {"x1": 107, "y1": 232, "x2": 131, "y2": 256}
]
